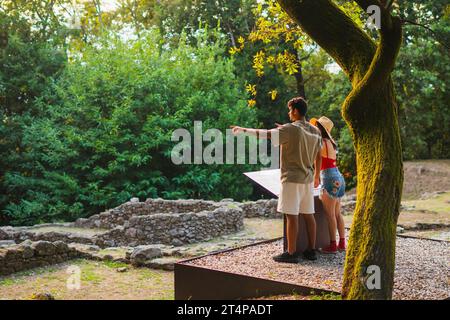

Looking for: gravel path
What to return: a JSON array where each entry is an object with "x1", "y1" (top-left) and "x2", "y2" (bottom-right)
[{"x1": 187, "y1": 237, "x2": 449, "y2": 300}]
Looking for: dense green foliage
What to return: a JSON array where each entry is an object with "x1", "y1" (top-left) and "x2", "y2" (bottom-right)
[
  {"x1": 1, "y1": 29, "x2": 257, "y2": 225},
  {"x1": 0, "y1": 0, "x2": 448, "y2": 225},
  {"x1": 394, "y1": 0, "x2": 450, "y2": 159}
]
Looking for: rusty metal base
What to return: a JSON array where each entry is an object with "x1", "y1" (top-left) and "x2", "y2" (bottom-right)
[{"x1": 174, "y1": 238, "x2": 339, "y2": 300}]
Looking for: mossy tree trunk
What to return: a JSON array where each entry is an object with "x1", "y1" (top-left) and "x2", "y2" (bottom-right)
[{"x1": 277, "y1": 0, "x2": 404, "y2": 299}]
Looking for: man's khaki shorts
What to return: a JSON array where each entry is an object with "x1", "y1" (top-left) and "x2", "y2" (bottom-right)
[{"x1": 277, "y1": 182, "x2": 315, "y2": 215}]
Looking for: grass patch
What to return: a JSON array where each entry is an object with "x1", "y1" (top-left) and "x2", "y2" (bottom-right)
[
  {"x1": 0, "y1": 264, "x2": 62, "y2": 287},
  {"x1": 20, "y1": 266, "x2": 59, "y2": 277},
  {"x1": 79, "y1": 263, "x2": 103, "y2": 284},
  {"x1": 0, "y1": 278, "x2": 17, "y2": 286},
  {"x1": 102, "y1": 260, "x2": 129, "y2": 269},
  {"x1": 402, "y1": 192, "x2": 450, "y2": 214},
  {"x1": 81, "y1": 271, "x2": 102, "y2": 284},
  {"x1": 403, "y1": 228, "x2": 450, "y2": 241},
  {"x1": 153, "y1": 290, "x2": 174, "y2": 300},
  {"x1": 310, "y1": 291, "x2": 342, "y2": 300},
  {"x1": 138, "y1": 268, "x2": 163, "y2": 281}
]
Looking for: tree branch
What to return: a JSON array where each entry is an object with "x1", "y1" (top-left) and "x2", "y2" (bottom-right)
[
  {"x1": 351, "y1": 0, "x2": 402, "y2": 85},
  {"x1": 360, "y1": 16, "x2": 402, "y2": 89},
  {"x1": 298, "y1": 49, "x2": 314, "y2": 62},
  {"x1": 401, "y1": 19, "x2": 437, "y2": 37},
  {"x1": 401, "y1": 19, "x2": 450, "y2": 51},
  {"x1": 277, "y1": 0, "x2": 376, "y2": 85},
  {"x1": 385, "y1": 0, "x2": 395, "y2": 11},
  {"x1": 278, "y1": 0, "x2": 403, "y2": 125},
  {"x1": 302, "y1": 75, "x2": 312, "y2": 85}
]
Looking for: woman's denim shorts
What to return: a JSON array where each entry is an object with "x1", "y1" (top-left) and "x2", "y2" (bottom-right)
[{"x1": 320, "y1": 167, "x2": 346, "y2": 199}]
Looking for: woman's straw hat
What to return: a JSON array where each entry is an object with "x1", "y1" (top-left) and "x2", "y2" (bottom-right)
[{"x1": 310, "y1": 116, "x2": 336, "y2": 145}]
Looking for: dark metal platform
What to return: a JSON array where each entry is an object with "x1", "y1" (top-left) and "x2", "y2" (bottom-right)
[
  {"x1": 174, "y1": 238, "x2": 339, "y2": 300},
  {"x1": 175, "y1": 196, "x2": 336, "y2": 300}
]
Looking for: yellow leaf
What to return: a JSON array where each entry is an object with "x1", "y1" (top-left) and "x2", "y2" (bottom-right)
[
  {"x1": 293, "y1": 39, "x2": 303, "y2": 50},
  {"x1": 324, "y1": 280, "x2": 335, "y2": 286},
  {"x1": 255, "y1": 50, "x2": 265, "y2": 60},
  {"x1": 286, "y1": 64, "x2": 298, "y2": 75},
  {"x1": 285, "y1": 32, "x2": 293, "y2": 42},
  {"x1": 245, "y1": 84, "x2": 257, "y2": 96},
  {"x1": 269, "y1": 90, "x2": 278, "y2": 101}
]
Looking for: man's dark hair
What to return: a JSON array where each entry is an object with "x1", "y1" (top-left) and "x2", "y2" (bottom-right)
[{"x1": 288, "y1": 97, "x2": 308, "y2": 116}]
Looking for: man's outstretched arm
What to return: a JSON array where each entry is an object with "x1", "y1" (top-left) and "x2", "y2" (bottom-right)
[{"x1": 230, "y1": 126, "x2": 273, "y2": 139}]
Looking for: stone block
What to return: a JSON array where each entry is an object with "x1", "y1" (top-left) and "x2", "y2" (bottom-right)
[{"x1": 31, "y1": 241, "x2": 57, "y2": 256}]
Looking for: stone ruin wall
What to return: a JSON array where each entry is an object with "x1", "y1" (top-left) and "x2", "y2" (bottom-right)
[
  {"x1": 0, "y1": 198, "x2": 281, "y2": 248},
  {"x1": 0, "y1": 240, "x2": 84, "y2": 276},
  {"x1": 73, "y1": 198, "x2": 227, "y2": 229},
  {"x1": 70, "y1": 198, "x2": 280, "y2": 247},
  {"x1": 94, "y1": 205, "x2": 244, "y2": 247}
]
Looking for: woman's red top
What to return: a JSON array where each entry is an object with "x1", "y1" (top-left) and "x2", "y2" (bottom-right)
[{"x1": 321, "y1": 139, "x2": 337, "y2": 170}]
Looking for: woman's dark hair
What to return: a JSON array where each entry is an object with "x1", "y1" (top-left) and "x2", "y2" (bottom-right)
[
  {"x1": 317, "y1": 122, "x2": 337, "y2": 150},
  {"x1": 288, "y1": 97, "x2": 308, "y2": 116}
]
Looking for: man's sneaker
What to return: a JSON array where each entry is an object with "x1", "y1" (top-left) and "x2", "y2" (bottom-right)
[
  {"x1": 320, "y1": 243, "x2": 337, "y2": 254},
  {"x1": 272, "y1": 251, "x2": 299, "y2": 264},
  {"x1": 303, "y1": 249, "x2": 317, "y2": 261}
]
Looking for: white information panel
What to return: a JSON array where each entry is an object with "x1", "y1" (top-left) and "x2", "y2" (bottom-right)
[{"x1": 244, "y1": 169, "x2": 321, "y2": 197}]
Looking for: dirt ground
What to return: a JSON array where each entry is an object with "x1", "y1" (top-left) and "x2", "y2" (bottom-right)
[
  {"x1": 344, "y1": 160, "x2": 450, "y2": 199},
  {"x1": 401, "y1": 160, "x2": 450, "y2": 199}
]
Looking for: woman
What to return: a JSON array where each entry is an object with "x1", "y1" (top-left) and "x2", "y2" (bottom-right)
[{"x1": 310, "y1": 116, "x2": 346, "y2": 253}]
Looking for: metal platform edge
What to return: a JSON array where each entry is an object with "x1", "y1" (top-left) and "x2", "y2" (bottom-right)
[{"x1": 174, "y1": 238, "x2": 339, "y2": 300}]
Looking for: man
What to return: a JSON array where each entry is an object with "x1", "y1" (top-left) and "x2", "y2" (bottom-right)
[{"x1": 231, "y1": 97, "x2": 322, "y2": 263}]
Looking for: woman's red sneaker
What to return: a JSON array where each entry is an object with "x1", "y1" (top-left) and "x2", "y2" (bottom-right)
[
  {"x1": 338, "y1": 239, "x2": 346, "y2": 251},
  {"x1": 320, "y1": 242, "x2": 337, "y2": 254}
]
